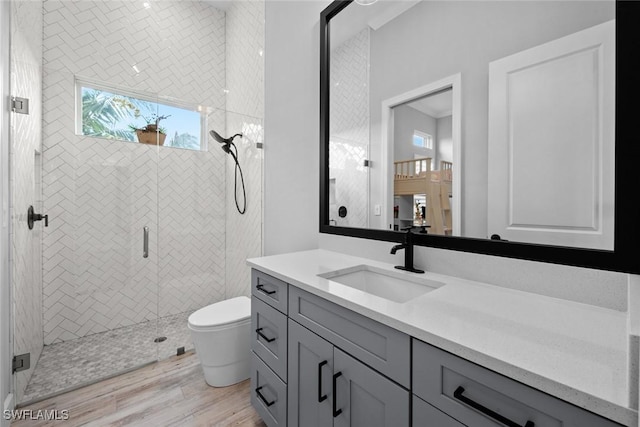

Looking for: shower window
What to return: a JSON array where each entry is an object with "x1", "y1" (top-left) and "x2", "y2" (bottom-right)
[{"x1": 76, "y1": 79, "x2": 206, "y2": 151}]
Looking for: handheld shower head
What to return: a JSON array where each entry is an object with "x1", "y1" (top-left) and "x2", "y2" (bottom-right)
[
  {"x1": 209, "y1": 130, "x2": 227, "y2": 144},
  {"x1": 209, "y1": 130, "x2": 243, "y2": 146},
  {"x1": 208, "y1": 129, "x2": 247, "y2": 215}
]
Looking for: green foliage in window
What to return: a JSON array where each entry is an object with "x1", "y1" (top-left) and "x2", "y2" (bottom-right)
[
  {"x1": 82, "y1": 88, "x2": 154, "y2": 141},
  {"x1": 167, "y1": 131, "x2": 199, "y2": 150}
]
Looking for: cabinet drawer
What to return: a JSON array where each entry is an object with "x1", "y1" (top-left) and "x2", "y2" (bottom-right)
[
  {"x1": 252, "y1": 297, "x2": 288, "y2": 382},
  {"x1": 413, "y1": 395, "x2": 465, "y2": 427},
  {"x1": 289, "y1": 286, "x2": 410, "y2": 388},
  {"x1": 413, "y1": 339, "x2": 622, "y2": 427},
  {"x1": 252, "y1": 269, "x2": 288, "y2": 314},
  {"x1": 251, "y1": 352, "x2": 287, "y2": 427}
]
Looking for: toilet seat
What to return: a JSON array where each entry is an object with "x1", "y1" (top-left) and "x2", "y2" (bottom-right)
[{"x1": 188, "y1": 296, "x2": 250, "y2": 331}]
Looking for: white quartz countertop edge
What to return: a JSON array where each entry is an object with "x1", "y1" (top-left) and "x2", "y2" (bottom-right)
[{"x1": 247, "y1": 249, "x2": 637, "y2": 426}]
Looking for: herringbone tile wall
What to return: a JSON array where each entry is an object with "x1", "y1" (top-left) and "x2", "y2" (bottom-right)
[
  {"x1": 158, "y1": 146, "x2": 227, "y2": 317},
  {"x1": 329, "y1": 29, "x2": 369, "y2": 228},
  {"x1": 224, "y1": 1, "x2": 264, "y2": 299},
  {"x1": 41, "y1": 0, "x2": 229, "y2": 345},
  {"x1": 10, "y1": 0, "x2": 44, "y2": 404}
]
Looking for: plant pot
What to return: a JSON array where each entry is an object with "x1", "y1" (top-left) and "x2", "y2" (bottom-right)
[{"x1": 136, "y1": 129, "x2": 166, "y2": 146}]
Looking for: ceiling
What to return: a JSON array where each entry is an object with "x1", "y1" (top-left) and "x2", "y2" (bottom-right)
[
  {"x1": 406, "y1": 89, "x2": 453, "y2": 119},
  {"x1": 331, "y1": 0, "x2": 421, "y2": 47}
]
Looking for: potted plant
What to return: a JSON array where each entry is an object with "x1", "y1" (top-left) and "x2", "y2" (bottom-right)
[{"x1": 130, "y1": 114, "x2": 171, "y2": 146}]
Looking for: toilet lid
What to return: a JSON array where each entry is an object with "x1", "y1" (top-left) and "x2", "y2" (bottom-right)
[{"x1": 188, "y1": 296, "x2": 251, "y2": 328}]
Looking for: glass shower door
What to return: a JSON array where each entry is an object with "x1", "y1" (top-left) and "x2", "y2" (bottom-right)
[{"x1": 20, "y1": 79, "x2": 163, "y2": 403}]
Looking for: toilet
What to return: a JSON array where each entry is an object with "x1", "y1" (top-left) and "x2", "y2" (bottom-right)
[{"x1": 188, "y1": 296, "x2": 251, "y2": 387}]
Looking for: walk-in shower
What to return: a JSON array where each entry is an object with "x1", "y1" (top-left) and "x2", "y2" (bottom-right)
[{"x1": 8, "y1": 0, "x2": 264, "y2": 405}]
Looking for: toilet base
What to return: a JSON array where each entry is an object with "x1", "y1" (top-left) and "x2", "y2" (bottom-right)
[{"x1": 201, "y1": 358, "x2": 251, "y2": 387}]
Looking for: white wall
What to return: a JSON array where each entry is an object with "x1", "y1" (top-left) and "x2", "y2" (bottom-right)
[
  {"x1": 10, "y1": 0, "x2": 43, "y2": 403},
  {"x1": 264, "y1": 0, "x2": 324, "y2": 255},
  {"x1": 393, "y1": 105, "x2": 437, "y2": 167},
  {"x1": 263, "y1": 0, "x2": 628, "y2": 313},
  {"x1": 437, "y1": 115, "x2": 453, "y2": 164}
]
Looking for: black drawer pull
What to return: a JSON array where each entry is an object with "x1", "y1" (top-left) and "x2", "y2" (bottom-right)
[
  {"x1": 454, "y1": 386, "x2": 534, "y2": 427},
  {"x1": 332, "y1": 371, "x2": 343, "y2": 417},
  {"x1": 256, "y1": 284, "x2": 276, "y2": 295},
  {"x1": 256, "y1": 328, "x2": 276, "y2": 343},
  {"x1": 255, "y1": 386, "x2": 275, "y2": 407},
  {"x1": 318, "y1": 360, "x2": 328, "y2": 402}
]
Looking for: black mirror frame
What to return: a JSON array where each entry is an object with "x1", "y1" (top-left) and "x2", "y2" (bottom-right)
[{"x1": 320, "y1": 0, "x2": 640, "y2": 274}]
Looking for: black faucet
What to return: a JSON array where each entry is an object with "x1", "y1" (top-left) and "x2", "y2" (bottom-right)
[{"x1": 390, "y1": 227, "x2": 425, "y2": 274}]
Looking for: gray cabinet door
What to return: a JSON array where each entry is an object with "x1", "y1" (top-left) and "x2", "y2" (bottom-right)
[
  {"x1": 333, "y1": 348, "x2": 409, "y2": 427},
  {"x1": 288, "y1": 319, "x2": 334, "y2": 427},
  {"x1": 413, "y1": 395, "x2": 466, "y2": 427}
]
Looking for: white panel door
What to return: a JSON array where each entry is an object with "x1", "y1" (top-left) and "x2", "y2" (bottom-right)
[{"x1": 487, "y1": 20, "x2": 615, "y2": 249}]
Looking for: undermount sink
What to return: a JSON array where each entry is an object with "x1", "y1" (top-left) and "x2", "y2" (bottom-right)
[{"x1": 318, "y1": 265, "x2": 444, "y2": 303}]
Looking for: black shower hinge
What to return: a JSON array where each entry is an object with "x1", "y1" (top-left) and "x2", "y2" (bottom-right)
[
  {"x1": 364, "y1": 159, "x2": 371, "y2": 167},
  {"x1": 12, "y1": 353, "x2": 30, "y2": 373}
]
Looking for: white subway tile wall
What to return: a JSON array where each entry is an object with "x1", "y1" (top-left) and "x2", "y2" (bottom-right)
[
  {"x1": 329, "y1": 28, "x2": 370, "y2": 228},
  {"x1": 225, "y1": 0, "x2": 264, "y2": 299}
]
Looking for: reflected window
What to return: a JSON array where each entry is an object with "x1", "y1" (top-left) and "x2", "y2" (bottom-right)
[{"x1": 413, "y1": 130, "x2": 433, "y2": 149}]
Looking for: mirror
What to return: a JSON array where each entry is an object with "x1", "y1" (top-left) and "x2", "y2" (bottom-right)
[{"x1": 321, "y1": 0, "x2": 640, "y2": 273}]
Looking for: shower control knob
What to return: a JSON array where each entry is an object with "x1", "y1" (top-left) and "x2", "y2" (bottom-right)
[{"x1": 27, "y1": 205, "x2": 48, "y2": 230}]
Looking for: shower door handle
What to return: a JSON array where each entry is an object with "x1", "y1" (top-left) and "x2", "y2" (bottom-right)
[{"x1": 143, "y1": 226, "x2": 149, "y2": 258}]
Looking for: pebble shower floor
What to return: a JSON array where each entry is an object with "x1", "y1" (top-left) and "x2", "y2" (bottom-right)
[{"x1": 21, "y1": 312, "x2": 193, "y2": 404}]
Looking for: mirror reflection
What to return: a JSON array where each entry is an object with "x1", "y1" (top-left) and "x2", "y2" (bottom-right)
[{"x1": 327, "y1": 0, "x2": 615, "y2": 250}]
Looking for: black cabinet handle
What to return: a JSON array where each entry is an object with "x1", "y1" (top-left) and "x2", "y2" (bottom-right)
[
  {"x1": 318, "y1": 360, "x2": 328, "y2": 402},
  {"x1": 256, "y1": 284, "x2": 276, "y2": 295},
  {"x1": 332, "y1": 371, "x2": 343, "y2": 417},
  {"x1": 256, "y1": 328, "x2": 276, "y2": 343},
  {"x1": 453, "y1": 386, "x2": 534, "y2": 427},
  {"x1": 255, "y1": 386, "x2": 275, "y2": 407}
]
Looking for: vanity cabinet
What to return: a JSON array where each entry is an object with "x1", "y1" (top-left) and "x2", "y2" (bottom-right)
[
  {"x1": 288, "y1": 319, "x2": 409, "y2": 427},
  {"x1": 250, "y1": 269, "x2": 624, "y2": 427}
]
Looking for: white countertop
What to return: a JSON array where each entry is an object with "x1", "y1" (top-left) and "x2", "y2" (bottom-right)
[{"x1": 247, "y1": 249, "x2": 636, "y2": 426}]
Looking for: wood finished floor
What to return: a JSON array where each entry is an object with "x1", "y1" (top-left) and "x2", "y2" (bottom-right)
[{"x1": 13, "y1": 351, "x2": 266, "y2": 427}]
